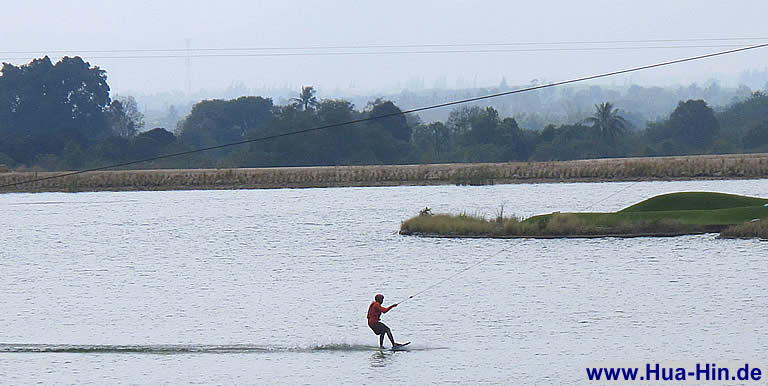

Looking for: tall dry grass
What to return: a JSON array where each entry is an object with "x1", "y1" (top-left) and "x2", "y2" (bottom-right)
[
  {"x1": 400, "y1": 211, "x2": 543, "y2": 236},
  {"x1": 400, "y1": 211, "x2": 697, "y2": 238},
  {"x1": 719, "y1": 220, "x2": 768, "y2": 239},
  {"x1": 1, "y1": 153, "x2": 767, "y2": 193}
]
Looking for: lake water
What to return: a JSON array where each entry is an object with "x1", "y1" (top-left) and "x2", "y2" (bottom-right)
[{"x1": 1, "y1": 179, "x2": 766, "y2": 384}]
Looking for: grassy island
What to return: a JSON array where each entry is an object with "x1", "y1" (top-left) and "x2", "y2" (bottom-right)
[{"x1": 400, "y1": 192, "x2": 768, "y2": 239}]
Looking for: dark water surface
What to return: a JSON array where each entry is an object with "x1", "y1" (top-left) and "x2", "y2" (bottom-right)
[{"x1": 1, "y1": 180, "x2": 766, "y2": 384}]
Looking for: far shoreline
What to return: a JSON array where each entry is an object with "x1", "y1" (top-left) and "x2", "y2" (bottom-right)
[{"x1": 1, "y1": 153, "x2": 767, "y2": 193}]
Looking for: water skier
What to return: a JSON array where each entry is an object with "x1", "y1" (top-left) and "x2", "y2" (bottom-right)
[{"x1": 366, "y1": 293, "x2": 401, "y2": 349}]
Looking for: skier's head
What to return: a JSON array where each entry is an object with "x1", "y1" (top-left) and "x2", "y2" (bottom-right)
[{"x1": 375, "y1": 294, "x2": 384, "y2": 303}]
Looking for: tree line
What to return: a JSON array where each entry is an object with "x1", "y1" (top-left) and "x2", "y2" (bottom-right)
[{"x1": 1, "y1": 56, "x2": 768, "y2": 171}]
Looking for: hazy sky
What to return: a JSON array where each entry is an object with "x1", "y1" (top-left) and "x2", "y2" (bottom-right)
[{"x1": 2, "y1": 1, "x2": 768, "y2": 97}]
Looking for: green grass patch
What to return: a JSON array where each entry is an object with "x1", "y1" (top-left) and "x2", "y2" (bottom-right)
[{"x1": 620, "y1": 192, "x2": 768, "y2": 212}]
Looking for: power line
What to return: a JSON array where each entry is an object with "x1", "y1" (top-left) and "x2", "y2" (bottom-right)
[
  {"x1": 0, "y1": 44, "x2": 759, "y2": 61},
  {"x1": 1, "y1": 42, "x2": 767, "y2": 190},
  {"x1": 1, "y1": 37, "x2": 766, "y2": 54}
]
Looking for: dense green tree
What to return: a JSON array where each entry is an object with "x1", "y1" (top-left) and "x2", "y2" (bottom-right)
[
  {"x1": 47, "y1": 57, "x2": 111, "y2": 140},
  {"x1": 316, "y1": 99, "x2": 355, "y2": 125},
  {"x1": 0, "y1": 56, "x2": 112, "y2": 164},
  {"x1": 667, "y1": 99, "x2": 719, "y2": 149},
  {"x1": 258, "y1": 103, "x2": 323, "y2": 165},
  {"x1": 446, "y1": 106, "x2": 497, "y2": 145},
  {"x1": 439, "y1": 106, "x2": 537, "y2": 162},
  {"x1": 467, "y1": 107, "x2": 501, "y2": 145},
  {"x1": 446, "y1": 105, "x2": 479, "y2": 138},
  {"x1": 132, "y1": 128, "x2": 176, "y2": 159},
  {"x1": 315, "y1": 99, "x2": 367, "y2": 162},
  {"x1": 743, "y1": 120, "x2": 768, "y2": 149},
  {"x1": 412, "y1": 122, "x2": 450, "y2": 158},
  {"x1": 137, "y1": 127, "x2": 175, "y2": 146},
  {"x1": 643, "y1": 99, "x2": 720, "y2": 154},
  {"x1": 540, "y1": 124, "x2": 556, "y2": 142},
  {"x1": 497, "y1": 117, "x2": 532, "y2": 161},
  {"x1": 90, "y1": 135, "x2": 132, "y2": 163},
  {"x1": 368, "y1": 100, "x2": 412, "y2": 142},
  {"x1": 177, "y1": 96, "x2": 273, "y2": 150},
  {"x1": 530, "y1": 123, "x2": 597, "y2": 161},
  {"x1": 717, "y1": 91, "x2": 768, "y2": 140}
]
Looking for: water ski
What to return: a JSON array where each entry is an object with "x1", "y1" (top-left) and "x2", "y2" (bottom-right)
[{"x1": 390, "y1": 342, "x2": 411, "y2": 351}]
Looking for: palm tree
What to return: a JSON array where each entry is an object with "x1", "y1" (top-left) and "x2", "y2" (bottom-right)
[
  {"x1": 583, "y1": 102, "x2": 628, "y2": 142},
  {"x1": 291, "y1": 86, "x2": 318, "y2": 111}
]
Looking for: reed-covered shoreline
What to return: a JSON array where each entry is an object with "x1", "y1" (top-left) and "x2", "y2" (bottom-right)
[{"x1": 1, "y1": 153, "x2": 768, "y2": 193}]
